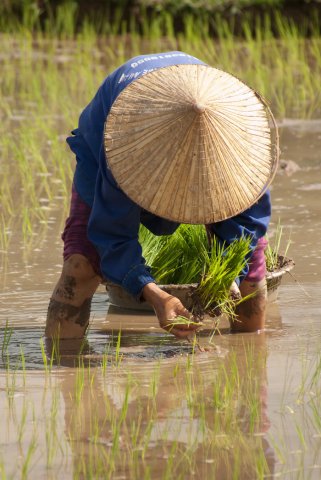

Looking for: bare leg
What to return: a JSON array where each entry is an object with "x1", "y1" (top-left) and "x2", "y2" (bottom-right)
[
  {"x1": 230, "y1": 278, "x2": 267, "y2": 333},
  {"x1": 45, "y1": 254, "x2": 102, "y2": 339}
]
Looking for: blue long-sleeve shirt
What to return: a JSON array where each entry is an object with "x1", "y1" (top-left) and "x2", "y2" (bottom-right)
[{"x1": 67, "y1": 51, "x2": 271, "y2": 298}]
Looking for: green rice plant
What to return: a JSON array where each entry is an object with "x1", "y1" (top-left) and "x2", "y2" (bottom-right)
[
  {"x1": 168, "y1": 315, "x2": 201, "y2": 329},
  {"x1": 17, "y1": 398, "x2": 29, "y2": 444},
  {"x1": 1, "y1": 320, "x2": 13, "y2": 358},
  {"x1": 265, "y1": 220, "x2": 291, "y2": 271},
  {"x1": 75, "y1": 358, "x2": 85, "y2": 405},
  {"x1": 295, "y1": 421, "x2": 307, "y2": 450},
  {"x1": 45, "y1": 388, "x2": 63, "y2": 468},
  {"x1": 39, "y1": 338, "x2": 49, "y2": 373},
  {"x1": 0, "y1": 333, "x2": 282, "y2": 479},
  {"x1": 0, "y1": 215, "x2": 11, "y2": 253},
  {"x1": 140, "y1": 224, "x2": 252, "y2": 317},
  {"x1": 19, "y1": 345, "x2": 26, "y2": 387},
  {"x1": 39, "y1": 335, "x2": 61, "y2": 373},
  {"x1": 101, "y1": 342, "x2": 112, "y2": 376},
  {"x1": 21, "y1": 430, "x2": 37, "y2": 480},
  {"x1": 194, "y1": 235, "x2": 252, "y2": 317},
  {"x1": 114, "y1": 330, "x2": 123, "y2": 367},
  {"x1": 5, "y1": 366, "x2": 17, "y2": 410},
  {"x1": 140, "y1": 224, "x2": 247, "y2": 286}
]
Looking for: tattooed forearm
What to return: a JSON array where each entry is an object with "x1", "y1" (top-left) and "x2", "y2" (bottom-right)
[{"x1": 47, "y1": 298, "x2": 92, "y2": 328}]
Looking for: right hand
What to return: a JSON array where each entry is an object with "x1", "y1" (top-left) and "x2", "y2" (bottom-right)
[{"x1": 142, "y1": 283, "x2": 200, "y2": 338}]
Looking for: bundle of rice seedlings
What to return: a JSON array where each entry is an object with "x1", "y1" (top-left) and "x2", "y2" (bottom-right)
[
  {"x1": 139, "y1": 224, "x2": 209, "y2": 285},
  {"x1": 139, "y1": 224, "x2": 252, "y2": 318},
  {"x1": 265, "y1": 221, "x2": 291, "y2": 272},
  {"x1": 193, "y1": 235, "x2": 252, "y2": 318}
]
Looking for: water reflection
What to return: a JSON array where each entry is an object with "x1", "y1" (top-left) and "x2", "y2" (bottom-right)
[
  {"x1": 38, "y1": 314, "x2": 279, "y2": 479},
  {"x1": 1, "y1": 120, "x2": 321, "y2": 477}
]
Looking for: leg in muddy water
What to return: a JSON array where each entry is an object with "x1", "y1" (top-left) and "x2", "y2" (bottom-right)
[
  {"x1": 230, "y1": 278, "x2": 267, "y2": 333},
  {"x1": 45, "y1": 254, "x2": 102, "y2": 339}
]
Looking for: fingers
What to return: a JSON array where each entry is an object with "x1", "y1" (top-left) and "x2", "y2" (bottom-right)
[
  {"x1": 167, "y1": 326, "x2": 199, "y2": 339},
  {"x1": 156, "y1": 295, "x2": 202, "y2": 338},
  {"x1": 179, "y1": 305, "x2": 192, "y2": 317},
  {"x1": 164, "y1": 316, "x2": 201, "y2": 338}
]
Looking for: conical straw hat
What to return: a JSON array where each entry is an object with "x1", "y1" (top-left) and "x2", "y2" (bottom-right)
[{"x1": 104, "y1": 64, "x2": 279, "y2": 224}]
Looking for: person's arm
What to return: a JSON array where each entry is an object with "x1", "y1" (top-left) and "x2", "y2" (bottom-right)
[
  {"x1": 209, "y1": 191, "x2": 271, "y2": 332},
  {"x1": 88, "y1": 157, "x2": 153, "y2": 296},
  {"x1": 209, "y1": 190, "x2": 272, "y2": 285},
  {"x1": 88, "y1": 153, "x2": 199, "y2": 338}
]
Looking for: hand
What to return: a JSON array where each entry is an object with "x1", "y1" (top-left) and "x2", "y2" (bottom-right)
[
  {"x1": 142, "y1": 283, "x2": 200, "y2": 338},
  {"x1": 230, "y1": 280, "x2": 241, "y2": 301},
  {"x1": 156, "y1": 295, "x2": 201, "y2": 338}
]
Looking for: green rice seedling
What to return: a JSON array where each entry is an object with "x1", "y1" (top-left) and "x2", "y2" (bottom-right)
[
  {"x1": 39, "y1": 338, "x2": 49, "y2": 373},
  {"x1": 141, "y1": 418, "x2": 155, "y2": 462},
  {"x1": 309, "y1": 397, "x2": 321, "y2": 433},
  {"x1": 0, "y1": 458, "x2": 5, "y2": 479},
  {"x1": 185, "y1": 366, "x2": 196, "y2": 414},
  {"x1": 167, "y1": 315, "x2": 202, "y2": 330},
  {"x1": 49, "y1": 334, "x2": 61, "y2": 368},
  {"x1": 75, "y1": 359, "x2": 85, "y2": 405},
  {"x1": 0, "y1": 215, "x2": 11, "y2": 253},
  {"x1": 45, "y1": 388, "x2": 63, "y2": 468},
  {"x1": 150, "y1": 361, "x2": 160, "y2": 402},
  {"x1": 295, "y1": 421, "x2": 307, "y2": 450},
  {"x1": 310, "y1": 352, "x2": 321, "y2": 393},
  {"x1": 1, "y1": 320, "x2": 13, "y2": 358},
  {"x1": 19, "y1": 345, "x2": 26, "y2": 387},
  {"x1": 101, "y1": 342, "x2": 112, "y2": 376},
  {"x1": 140, "y1": 224, "x2": 210, "y2": 285},
  {"x1": 265, "y1": 220, "x2": 292, "y2": 271},
  {"x1": 5, "y1": 364, "x2": 17, "y2": 410},
  {"x1": 140, "y1": 224, "x2": 252, "y2": 319},
  {"x1": 16, "y1": 399, "x2": 28, "y2": 444},
  {"x1": 114, "y1": 330, "x2": 123, "y2": 367},
  {"x1": 21, "y1": 429, "x2": 38, "y2": 480},
  {"x1": 163, "y1": 441, "x2": 179, "y2": 480},
  {"x1": 194, "y1": 236, "x2": 252, "y2": 318},
  {"x1": 19, "y1": 344, "x2": 26, "y2": 369}
]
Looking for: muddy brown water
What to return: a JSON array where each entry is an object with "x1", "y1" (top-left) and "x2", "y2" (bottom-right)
[{"x1": 1, "y1": 119, "x2": 321, "y2": 478}]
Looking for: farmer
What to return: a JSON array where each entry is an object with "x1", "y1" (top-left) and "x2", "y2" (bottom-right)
[{"x1": 45, "y1": 51, "x2": 278, "y2": 340}]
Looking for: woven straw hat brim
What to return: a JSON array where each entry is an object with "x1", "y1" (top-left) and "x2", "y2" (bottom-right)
[{"x1": 104, "y1": 64, "x2": 279, "y2": 224}]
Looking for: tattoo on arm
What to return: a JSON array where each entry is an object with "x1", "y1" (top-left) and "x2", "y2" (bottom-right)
[
  {"x1": 47, "y1": 298, "x2": 92, "y2": 328},
  {"x1": 55, "y1": 276, "x2": 77, "y2": 300}
]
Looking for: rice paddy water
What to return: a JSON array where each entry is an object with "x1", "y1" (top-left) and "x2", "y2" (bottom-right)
[{"x1": 1, "y1": 7, "x2": 321, "y2": 479}]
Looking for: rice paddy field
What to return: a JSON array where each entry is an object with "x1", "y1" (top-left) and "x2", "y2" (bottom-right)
[{"x1": 1, "y1": 5, "x2": 321, "y2": 479}]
